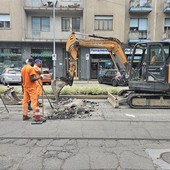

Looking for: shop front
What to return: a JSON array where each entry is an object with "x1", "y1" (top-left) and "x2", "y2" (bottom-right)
[
  {"x1": 0, "y1": 48, "x2": 22, "y2": 73},
  {"x1": 31, "y1": 48, "x2": 52, "y2": 70},
  {"x1": 90, "y1": 48, "x2": 115, "y2": 79}
]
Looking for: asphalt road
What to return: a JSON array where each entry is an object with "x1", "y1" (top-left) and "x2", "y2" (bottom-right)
[{"x1": 0, "y1": 94, "x2": 170, "y2": 170}]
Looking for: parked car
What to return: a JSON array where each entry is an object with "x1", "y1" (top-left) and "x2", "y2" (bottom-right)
[
  {"x1": 0, "y1": 69, "x2": 3, "y2": 75},
  {"x1": 0, "y1": 68, "x2": 21, "y2": 85},
  {"x1": 98, "y1": 69, "x2": 120, "y2": 86},
  {"x1": 42, "y1": 68, "x2": 52, "y2": 85}
]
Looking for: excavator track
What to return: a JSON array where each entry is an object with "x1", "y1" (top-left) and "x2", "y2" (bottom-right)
[{"x1": 127, "y1": 93, "x2": 170, "y2": 109}]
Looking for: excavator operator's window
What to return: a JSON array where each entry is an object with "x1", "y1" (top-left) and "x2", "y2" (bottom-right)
[{"x1": 149, "y1": 45, "x2": 164, "y2": 66}]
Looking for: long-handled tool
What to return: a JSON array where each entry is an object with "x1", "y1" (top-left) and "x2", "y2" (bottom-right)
[
  {"x1": 37, "y1": 80, "x2": 54, "y2": 109},
  {"x1": 41, "y1": 64, "x2": 45, "y2": 117},
  {"x1": 0, "y1": 94, "x2": 9, "y2": 113}
]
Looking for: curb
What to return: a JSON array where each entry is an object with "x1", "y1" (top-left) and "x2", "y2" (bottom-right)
[{"x1": 17, "y1": 95, "x2": 108, "y2": 100}]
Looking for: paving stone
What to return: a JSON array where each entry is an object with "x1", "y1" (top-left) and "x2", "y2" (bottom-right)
[
  {"x1": 13, "y1": 139, "x2": 29, "y2": 145},
  {"x1": 19, "y1": 156, "x2": 43, "y2": 170},
  {"x1": 52, "y1": 139, "x2": 69, "y2": 146},
  {"x1": 0, "y1": 156, "x2": 15, "y2": 170},
  {"x1": 90, "y1": 152, "x2": 118, "y2": 169},
  {"x1": 57, "y1": 151, "x2": 73, "y2": 160},
  {"x1": 62, "y1": 153, "x2": 90, "y2": 170},
  {"x1": 47, "y1": 146, "x2": 63, "y2": 151},
  {"x1": 120, "y1": 150, "x2": 154, "y2": 169},
  {"x1": 36, "y1": 139, "x2": 52, "y2": 147},
  {"x1": 43, "y1": 157, "x2": 63, "y2": 170},
  {"x1": 25, "y1": 139, "x2": 37, "y2": 147}
]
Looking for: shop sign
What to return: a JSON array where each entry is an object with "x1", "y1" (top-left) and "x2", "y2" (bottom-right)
[{"x1": 90, "y1": 48, "x2": 110, "y2": 54}]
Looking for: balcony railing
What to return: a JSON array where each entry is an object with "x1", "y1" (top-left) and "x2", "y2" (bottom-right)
[
  {"x1": 24, "y1": 0, "x2": 83, "y2": 9},
  {"x1": 129, "y1": 0, "x2": 152, "y2": 13},
  {"x1": 25, "y1": 31, "x2": 53, "y2": 41},
  {"x1": 164, "y1": 0, "x2": 170, "y2": 13},
  {"x1": 128, "y1": 30, "x2": 150, "y2": 43},
  {"x1": 25, "y1": 31, "x2": 81, "y2": 41}
]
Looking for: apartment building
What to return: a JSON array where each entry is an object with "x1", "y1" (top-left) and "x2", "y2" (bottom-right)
[{"x1": 0, "y1": 0, "x2": 170, "y2": 79}]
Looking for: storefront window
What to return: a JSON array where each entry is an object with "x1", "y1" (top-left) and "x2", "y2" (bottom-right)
[
  {"x1": 0, "y1": 48, "x2": 22, "y2": 70},
  {"x1": 31, "y1": 48, "x2": 52, "y2": 69}
]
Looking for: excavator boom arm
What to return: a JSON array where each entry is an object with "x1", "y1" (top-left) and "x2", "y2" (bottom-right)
[{"x1": 65, "y1": 32, "x2": 128, "y2": 86}]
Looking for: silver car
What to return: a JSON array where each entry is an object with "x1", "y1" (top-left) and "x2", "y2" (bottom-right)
[{"x1": 0, "y1": 68, "x2": 21, "y2": 85}]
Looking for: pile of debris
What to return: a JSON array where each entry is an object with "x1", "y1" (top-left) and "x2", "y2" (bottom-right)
[{"x1": 47, "y1": 98, "x2": 99, "y2": 119}]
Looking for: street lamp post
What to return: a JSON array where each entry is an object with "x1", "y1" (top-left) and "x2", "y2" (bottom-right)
[
  {"x1": 43, "y1": 0, "x2": 57, "y2": 80},
  {"x1": 52, "y1": 0, "x2": 56, "y2": 80}
]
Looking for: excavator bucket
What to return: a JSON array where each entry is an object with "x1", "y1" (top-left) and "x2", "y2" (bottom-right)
[
  {"x1": 1, "y1": 87, "x2": 22, "y2": 105},
  {"x1": 51, "y1": 78, "x2": 66, "y2": 103}
]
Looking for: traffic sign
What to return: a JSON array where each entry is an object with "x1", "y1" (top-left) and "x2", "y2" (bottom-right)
[
  {"x1": 86, "y1": 53, "x2": 90, "y2": 60},
  {"x1": 52, "y1": 54, "x2": 57, "y2": 60}
]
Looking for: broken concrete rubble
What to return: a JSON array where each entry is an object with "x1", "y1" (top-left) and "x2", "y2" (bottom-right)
[{"x1": 48, "y1": 98, "x2": 99, "y2": 119}]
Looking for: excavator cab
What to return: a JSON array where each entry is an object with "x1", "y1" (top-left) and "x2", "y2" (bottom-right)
[
  {"x1": 129, "y1": 42, "x2": 170, "y2": 93},
  {"x1": 118, "y1": 41, "x2": 170, "y2": 108}
]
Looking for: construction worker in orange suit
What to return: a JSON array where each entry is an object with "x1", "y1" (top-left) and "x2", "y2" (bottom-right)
[
  {"x1": 21, "y1": 58, "x2": 43, "y2": 121},
  {"x1": 34, "y1": 58, "x2": 43, "y2": 106}
]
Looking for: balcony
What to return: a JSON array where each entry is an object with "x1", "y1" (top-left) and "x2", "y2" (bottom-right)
[
  {"x1": 25, "y1": 31, "x2": 81, "y2": 42},
  {"x1": 164, "y1": 0, "x2": 170, "y2": 14},
  {"x1": 24, "y1": 0, "x2": 83, "y2": 15},
  {"x1": 25, "y1": 31, "x2": 53, "y2": 42},
  {"x1": 129, "y1": 0, "x2": 152, "y2": 14},
  {"x1": 128, "y1": 30, "x2": 151, "y2": 43}
]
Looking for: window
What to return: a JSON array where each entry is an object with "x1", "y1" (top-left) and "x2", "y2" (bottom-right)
[
  {"x1": 0, "y1": 48, "x2": 22, "y2": 68},
  {"x1": 62, "y1": 17, "x2": 80, "y2": 32},
  {"x1": 164, "y1": 18, "x2": 170, "y2": 32},
  {"x1": 32, "y1": 17, "x2": 50, "y2": 32},
  {"x1": 149, "y1": 45, "x2": 164, "y2": 66},
  {"x1": 62, "y1": 18, "x2": 70, "y2": 31},
  {"x1": 164, "y1": 18, "x2": 170, "y2": 39},
  {"x1": 95, "y1": 15, "x2": 113, "y2": 31},
  {"x1": 72, "y1": 18, "x2": 80, "y2": 32},
  {"x1": 130, "y1": 18, "x2": 148, "y2": 31},
  {"x1": 0, "y1": 14, "x2": 10, "y2": 29},
  {"x1": 130, "y1": 18, "x2": 148, "y2": 39}
]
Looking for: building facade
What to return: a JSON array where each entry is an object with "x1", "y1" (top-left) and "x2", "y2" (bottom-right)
[{"x1": 0, "y1": 0, "x2": 170, "y2": 79}]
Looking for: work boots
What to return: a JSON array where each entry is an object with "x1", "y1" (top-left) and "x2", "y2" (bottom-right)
[
  {"x1": 23, "y1": 115, "x2": 31, "y2": 121},
  {"x1": 28, "y1": 101, "x2": 32, "y2": 110}
]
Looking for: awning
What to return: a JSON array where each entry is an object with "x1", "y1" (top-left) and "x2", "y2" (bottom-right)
[
  {"x1": 31, "y1": 53, "x2": 52, "y2": 57},
  {"x1": 0, "y1": 53, "x2": 20, "y2": 57}
]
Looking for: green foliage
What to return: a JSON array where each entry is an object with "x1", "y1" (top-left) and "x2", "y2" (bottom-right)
[
  {"x1": 0, "y1": 84, "x2": 124, "y2": 95},
  {"x1": 0, "y1": 86, "x2": 6, "y2": 94},
  {"x1": 60, "y1": 85, "x2": 120, "y2": 95}
]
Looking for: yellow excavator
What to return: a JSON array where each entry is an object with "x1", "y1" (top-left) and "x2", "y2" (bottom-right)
[
  {"x1": 52, "y1": 32, "x2": 170, "y2": 108},
  {"x1": 65, "y1": 32, "x2": 129, "y2": 86},
  {"x1": 51, "y1": 32, "x2": 129, "y2": 102},
  {"x1": 3, "y1": 33, "x2": 170, "y2": 108}
]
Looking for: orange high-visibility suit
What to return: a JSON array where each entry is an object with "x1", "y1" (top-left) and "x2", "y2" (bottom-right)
[
  {"x1": 34, "y1": 65, "x2": 42, "y2": 96},
  {"x1": 21, "y1": 65, "x2": 38, "y2": 117}
]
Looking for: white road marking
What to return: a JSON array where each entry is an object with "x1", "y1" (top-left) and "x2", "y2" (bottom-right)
[{"x1": 125, "y1": 114, "x2": 135, "y2": 118}]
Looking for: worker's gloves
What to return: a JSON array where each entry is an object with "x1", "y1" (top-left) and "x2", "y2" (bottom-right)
[{"x1": 40, "y1": 75, "x2": 45, "y2": 79}]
